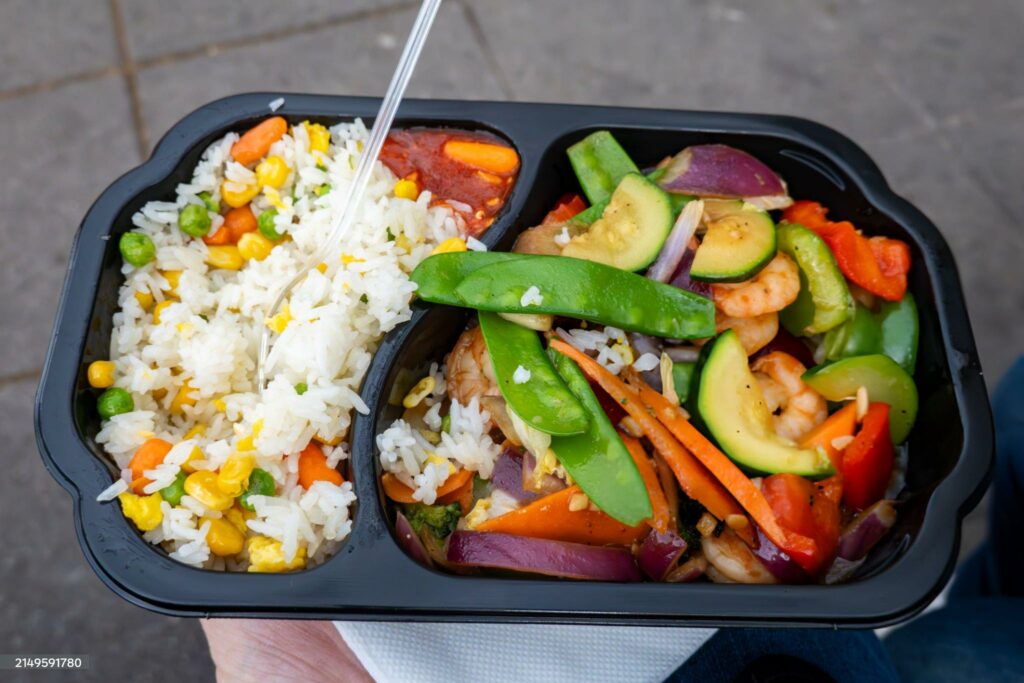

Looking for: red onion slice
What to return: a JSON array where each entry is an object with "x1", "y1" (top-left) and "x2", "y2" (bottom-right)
[
  {"x1": 837, "y1": 500, "x2": 897, "y2": 561},
  {"x1": 669, "y1": 248, "x2": 712, "y2": 299},
  {"x1": 659, "y1": 144, "x2": 788, "y2": 200},
  {"x1": 646, "y1": 199, "x2": 704, "y2": 282},
  {"x1": 491, "y1": 445, "x2": 544, "y2": 503},
  {"x1": 447, "y1": 531, "x2": 642, "y2": 581},
  {"x1": 638, "y1": 529, "x2": 688, "y2": 581},
  {"x1": 665, "y1": 554, "x2": 708, "y2": 583},
  {"x1": 521, "y1": 450, "x2": 566, "y2": 496},
  {"x1": 751, "y1": 526, "x2": 809, "y2": 584}
]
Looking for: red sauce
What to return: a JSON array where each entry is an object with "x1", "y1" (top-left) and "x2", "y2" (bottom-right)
[{"x1": 380, "y1": 128, "x2": 519, "y2": 236}]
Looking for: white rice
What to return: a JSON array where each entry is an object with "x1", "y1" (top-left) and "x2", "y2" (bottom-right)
[
  {"x1": 97, "y1": 119, "x2": 466, "y2": 570},
  {"x1": 555, "y1": 325, "x2": 632, "y2": 375}
]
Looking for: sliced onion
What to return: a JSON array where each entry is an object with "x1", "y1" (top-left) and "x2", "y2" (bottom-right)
[
  {"x1": 646, "y1": 199, "x2": 704, "y2": 282},
  {"x1": 447, "y1": 531, "x2": 642, "y2": 581},
  {"x1": 490, "y1": 445, "x2": 543, "y2": 503},
  {"x1": 664, "y1": 346, "x2": 701, "y2": 363},
  {"x1": 837, "y1": 500, "x2": 897, "y2": 561},
  {"x1": 744, "y1": 194, "x2": 794, "y2": 211},
  {"x1": 666, "y1": 554, "x2": 707, "y2": 583},
  {"x1": 669, "y1": 248, "x2": 712, "y2": 299},
  {"x1": 702, "y1": 529, "x2": 778, "y2": 584},
  {"x1": 751, "y1": 527, "x2": 808, "y2": 584},
  {"x1": 659, "y1": 144, "x2": 788, "y2": 201},
  {"x1": 521, "y1": 450, "x2": 566, "y2": 496},
  {"x1": 628, "y1": 332, "x2": 663, "y2": 389},
  {"x1": 638, "y1": 529, "x2": 689, "y2": 580},
  {"x1": 395, "y1": 512, "x2": 433, "y2": 568}
]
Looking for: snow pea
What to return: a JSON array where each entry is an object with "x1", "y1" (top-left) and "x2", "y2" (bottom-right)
[
  {"x1": 671, "y1": 361, "x2": 696, "y2": 404},
  {"x1": 549, "y1": 349, "x2": 652, "y2": 526},
  {"x1": 410, "y1": 252, "x2": 527, "y2": 306},
  {"x1": 567, "y1": 130, "x2": 639, "y2": 206},
  {"x1": 478, "y1": 312, "x2": 588, "y2": 436},
  {"x1": 453, "y1": 255, "x2": 716, "y2": 339},
  {"x1": 878, "y1": 293, "x2": 918, "y2": 374}
]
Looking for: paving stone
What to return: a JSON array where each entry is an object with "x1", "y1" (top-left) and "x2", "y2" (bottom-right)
[
  {"x1": 121, "y1": 0, "x2": 399, "y2": 61},
  {"x1": 0, "y1": 77, "x2": 139, "y2": 377},
  {"x1": 0, "y1": 0, "x2": 119, "y2": 91},
  {"x1": 135, "y1": 2, "x2": 505, "y2": 148},
  {"x1": 2, "y1": 379, "x2": 213, "y2": 682}
]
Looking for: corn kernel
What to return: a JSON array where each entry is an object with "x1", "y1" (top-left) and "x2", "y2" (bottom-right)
[
  {"x1": 222, "y1": 180, "x2": 259, "y2": 208},
  {"x1": 431, "y1": 237, "x2": 468, "y2": 255},
  {"x1": 236, "y1": 419, "x2": 262, "y2": 452},
  {"x1": 181, "y1": 445, "x2": 203, "y2": 473},
  {"x1": 394, "y1": 233, "x2": 412, "y2": 253},
  {"x1": 316, "y1": 263, "x2": 328, "y2": 274},
  {"x1": 340, "y1": 253, "x2": 365, "y2": 265},
  {"x1": 118, "y1": 492, "x2": 164, "y2": 531},
  {"x1": 184, "y1": 424, "x2": 206, "y2": 439},
  {"x1": 152, "y1": 300, "x2": 174, "y2": 324},
  {"x1": 303, "y1": 122, "x2": 331, "y2": 154},
  {"x1": 161, "y1": 270, "x2": 182, "y2": 297},
  {"x1": 184, "y1": 471, "x2": 234, "y2": 511},
  {"x1": 264, "y1": 303, "x2": 292, "y2": 334},
  {"x1": 87, "y1": 360, "x2": 116, "y2": 389},
  {"x1": 255, "y1": 155, "x2": 290, "y2": 189},
  {"x1": 402, "y1": 376, "x2": 435, "y2": 408},
  {"x1": 393, "y1": 178, "x2": 419, "y2": 200},
  {"x1": 205, "y1": 516, "x2": 246, "y2": 557},
  {"x1": 205, "y1": 245, "x2": 244, "y2": 270},
  {"x1": 247, "y1": 536, "x2": 306, "y2": 573},
  {"x1": 217, "y1": 454, "x2": 255, "y2": 497},
  {"x1": 134, "y1": 289, "x2": 154, "y2": 311},
  {"x1": 263, "y1": 186, "x2": 287, "y2": 210},
  {"x1": 170, "y1": 380, "x2": 197, "y2": 415},
  {"x1": 426, "y1": 452, "x2": 456, "y2": 475},
  {"x1": 214, "y1": 398, "x2": 227, "y2": 412},
  {"x1": 238, "y1": 232, "x2": 274, "y2": 261},
  {"x1": 224, "y1": 506, "x2": 252, "y2": 534}
]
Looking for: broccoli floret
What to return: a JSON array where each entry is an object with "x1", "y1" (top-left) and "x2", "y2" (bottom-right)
[{"x1": 403, "y1": 502, "x2": 461, "y2": 539}]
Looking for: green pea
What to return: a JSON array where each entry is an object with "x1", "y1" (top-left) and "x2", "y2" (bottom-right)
[
  {"x1": 294, "y1": 382, "x2": 308, "y2": 395},
  {"x1": 257, "y1": 209, "x2": 283, "y2": 241},
  {"x1": 315, "y1": 183, "x2": 332, "y2": 197},
  {"x1": 178, "y1": 203, "x2": 212, "y2": 237},
  {"x1": 118, "y1": 232, "x2": 156, "y2": 268},
  {"x1": 97, "y1": 387, "x2": 134, "y2": 419},
  {"x1": 160, "y1": 471, "x2": 188, "y2": 506},
  {"x1": 197, "y1": 191, "x2": 220, "y2": 213},
  {"x1": 441, "y1": 414, "x2": 452, "y2": 434},
  {"x1": 239, "y1": 468, "x2": 276, "y2": 511}
]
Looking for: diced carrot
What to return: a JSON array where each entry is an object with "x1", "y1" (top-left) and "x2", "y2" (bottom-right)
[
  {"x1": 548, "y1": 340, "x2": 751, "y2": 543},
  {"x1": 128, "y1": 438, "x2": 173, "y2": 493},
  {"x1": 620, "y1": 375, "x2": 821, "y2": 573},
  {"x1": 800, "y1": 402, "x2": 858, "y2": 469},
  {"x1": 231, "y1": 116, "x2": 288, "y2": 166},
  {"x1": 618, "y1": 432, "x2": 670, "y2": 533},
  {"x1": 202, "y1": 224, "x2": 231, "y2": 246},
  {"x1": 443, "y1": 139, "x2": 519, "y2": 175},
  {"x1": 477, "y1": 485, "x2": 647, "y2": 546},
  {"x1": 438, "y1": 472, "x2": 474, "y2": 515},
  {"x1": 223, "y1": 204, "x2": 257, "y2": 242},
  {"x1": 381, "y1": 468, "x2": 473, "y2": 504},
  {"x1": 297, "y1": 441, "x2": 344, "y2": 489}
]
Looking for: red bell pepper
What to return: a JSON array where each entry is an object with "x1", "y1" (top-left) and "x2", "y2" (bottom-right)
[
  {"x1": 542, "y1": 193, "x2": 588, "y2": 225},
  {"x1": 762, "y1": 473, "x2": 842, "y2": 576},
  {"x1": 783, "y1": 200, "x2": 910, "y2": 302},
  {"x1": 841, "y1": 402, "x2": 894, "y2": 510}
]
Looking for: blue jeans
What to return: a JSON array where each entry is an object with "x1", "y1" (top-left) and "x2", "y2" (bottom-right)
[{"x1": 669, "y1": 357, "x2": 1024, "y2": 683}]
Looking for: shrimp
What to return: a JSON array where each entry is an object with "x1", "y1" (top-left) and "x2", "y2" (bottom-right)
[
  {"x1": 716, "y1": 310, "x2": 778, "y2": 355},
  {"x1": 513, "y1": 221, "x2": 584, "y2": 256},
  {"x1": 447, "y1": 325, "x2": 500, "y2": 406},
  {"x1": 751, "y1": 351, "x2": 827, "y2": 442},
  {"x1": 711, "y1": 252, "x2": 800, "y2": 318}
]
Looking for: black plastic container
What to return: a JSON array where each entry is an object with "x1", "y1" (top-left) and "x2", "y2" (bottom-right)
[{"x1": 35, "y1": 93, "x2": 991, "y2": 626}]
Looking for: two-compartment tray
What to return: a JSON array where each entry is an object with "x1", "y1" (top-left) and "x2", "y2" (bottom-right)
[{"x1": 35, "y1": 94, "x2": 991, "y2": 626}]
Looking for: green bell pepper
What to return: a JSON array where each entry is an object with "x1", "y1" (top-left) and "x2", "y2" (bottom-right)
[
  {"x1": 778, "y1": 223, "x2": 853, "y2": 335},
  {"x1": 478, "y1": 312, "x2": 588, "y2": 436},
  {"x1": 567, "y1": 131, "x2": 639, "y2": 206},
  {"x1": 410, "y1": 252, "x2": 527, "y2": 306},
  {"x1": 451, "y1": 254, "x2": 715, "y2": 339},
  {"x1": 802, "y1": 354, "x2": 918, "y2": 443},
  {"x1": 878, "y1": 293, "x2": 918, "y2": 374},
  {"x1": 549, "y1": 349, "x2": 652, "y2": 526},
  {"x1": 824, "y1": 302, "x2": 882, "y2": 360}
]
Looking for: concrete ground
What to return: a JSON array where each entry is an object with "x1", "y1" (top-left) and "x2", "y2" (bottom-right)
[{"x1": 2, "y1": 0, "x2": 1019, "y2": 680}]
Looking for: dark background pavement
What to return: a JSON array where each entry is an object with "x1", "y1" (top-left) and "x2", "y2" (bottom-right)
[{"x1": 3, "y1": 1, "x2": 1020, "y2": 680}]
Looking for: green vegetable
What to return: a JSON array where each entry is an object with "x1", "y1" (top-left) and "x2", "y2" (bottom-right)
[
  {"x1": 549, "y1": 350, "x2": 652, "y2": 526},
  {"x1": 118, "y1": 232, "x2": 156, "y2": 268},
  {"x1": 671, "y1": 362, "x2": 696, "y2": 404},
  {"x1": 257, "y1": 209, "x2": 283, "y2": 241},
  {"x1": 294, "y1": 382, "x2": 308, "y2": 395},
  {"x1": 410, "y1": 252, "x2": 527, "y2": 306},
  {"x1": 560, "y1": 173, "x2": 674, "y2": 271},
  {"x1": 691, "y1": 330, "x2": 834, "y2": 477},
  {"x1": 315, "y1": 183, "x2": 332, "y2": 197},
  {"x1": 878, "y1": 293, "x2": 918, "y2": 374},
  {"x1": 178, "y1": 203, "x2": 212, "y2": 238},
  {"x1": 197, "y1": 191, "x2": 220, "y2": 213},
  {"x1": 239, "y1": 468, "x2": 276, "y2": 511},
  {"x1": 571, "y1": 174, "x2": 691, "y2": 226},
  {"x1": 478, "y1": 312, "x2": 588, "y2": 435},
  {"x1": 567, "y1": 130, "x2": 639, "y2": 205},
  {"x1": 97, "y1": 387, "x2": 134, "y2": 420},
  {"x1": 824, "y1": 303, "x2": 882, "y2": 361},
  {"x1": 441, "y1": 414, "x2": 452, "y2": 434},
  {"x1": 802, "y1": 354, "x2": 918, "y2": 444},
  {"x1": 778, "y1": 222, "x2": 853, "y2": 335},
  {"x1": 160, "y1": 471, "x2": 188, "y2": 506},
  {"x1": 451, "y1": 254, "x2": 716, "y2": 339},
  {"x1": 690, "y1": 200, "x2": 777, "y2": 283},
  {"x1": 403, "y1": 502, "x2": 461, "y2": 539}
]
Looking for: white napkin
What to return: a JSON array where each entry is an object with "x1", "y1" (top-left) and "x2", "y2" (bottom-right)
[{"x1": 335, "y1": 621, "x2": 715, "y2": 683}]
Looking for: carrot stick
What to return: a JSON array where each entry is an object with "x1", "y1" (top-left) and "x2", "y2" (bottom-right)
[
  {"x1": 800, "y1": 402, "x2": 858, "y2": 469},
  {"x1": 298, "y1": 441, "x2": 344, "y2": 489},
  {"x1": 476, "y1": 485, "x2": 647, "y2": 546},
  {"x1": 231, "y1": 116, "x2": 288, "y2": 166},
  {"x1": 621, "y1": 375, "x2": 820, "y2": 571},
  {"x1": 443, "y1": 140, "x2": 519, "y2": 174},
  {"x1": 438, "y1": 474, "x2": 474, "y2": 515},
  {"x1": 128, "y1": 438, "x2": 173, "y2": 493},
  {"x1": 618, "y1": 433, "x2": 670, "y2": 533},
  {"x1": 548, "y1": 340, "x2": 749, "y2": 541},
  {"x1": 381, "y1": 468, "x2": 473, "y2": 504},
  {"x1": 651, "y1": 451, "x2": 679, "y2": 529}
]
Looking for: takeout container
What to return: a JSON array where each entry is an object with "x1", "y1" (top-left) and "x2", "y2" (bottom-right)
[{"x1": 35, "y1": 93, "x2": 991, "y2": 626}]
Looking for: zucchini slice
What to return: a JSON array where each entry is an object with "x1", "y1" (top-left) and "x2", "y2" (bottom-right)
[{"x1": 690, "y1": 199, "x2": 776, "y2": 283}]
